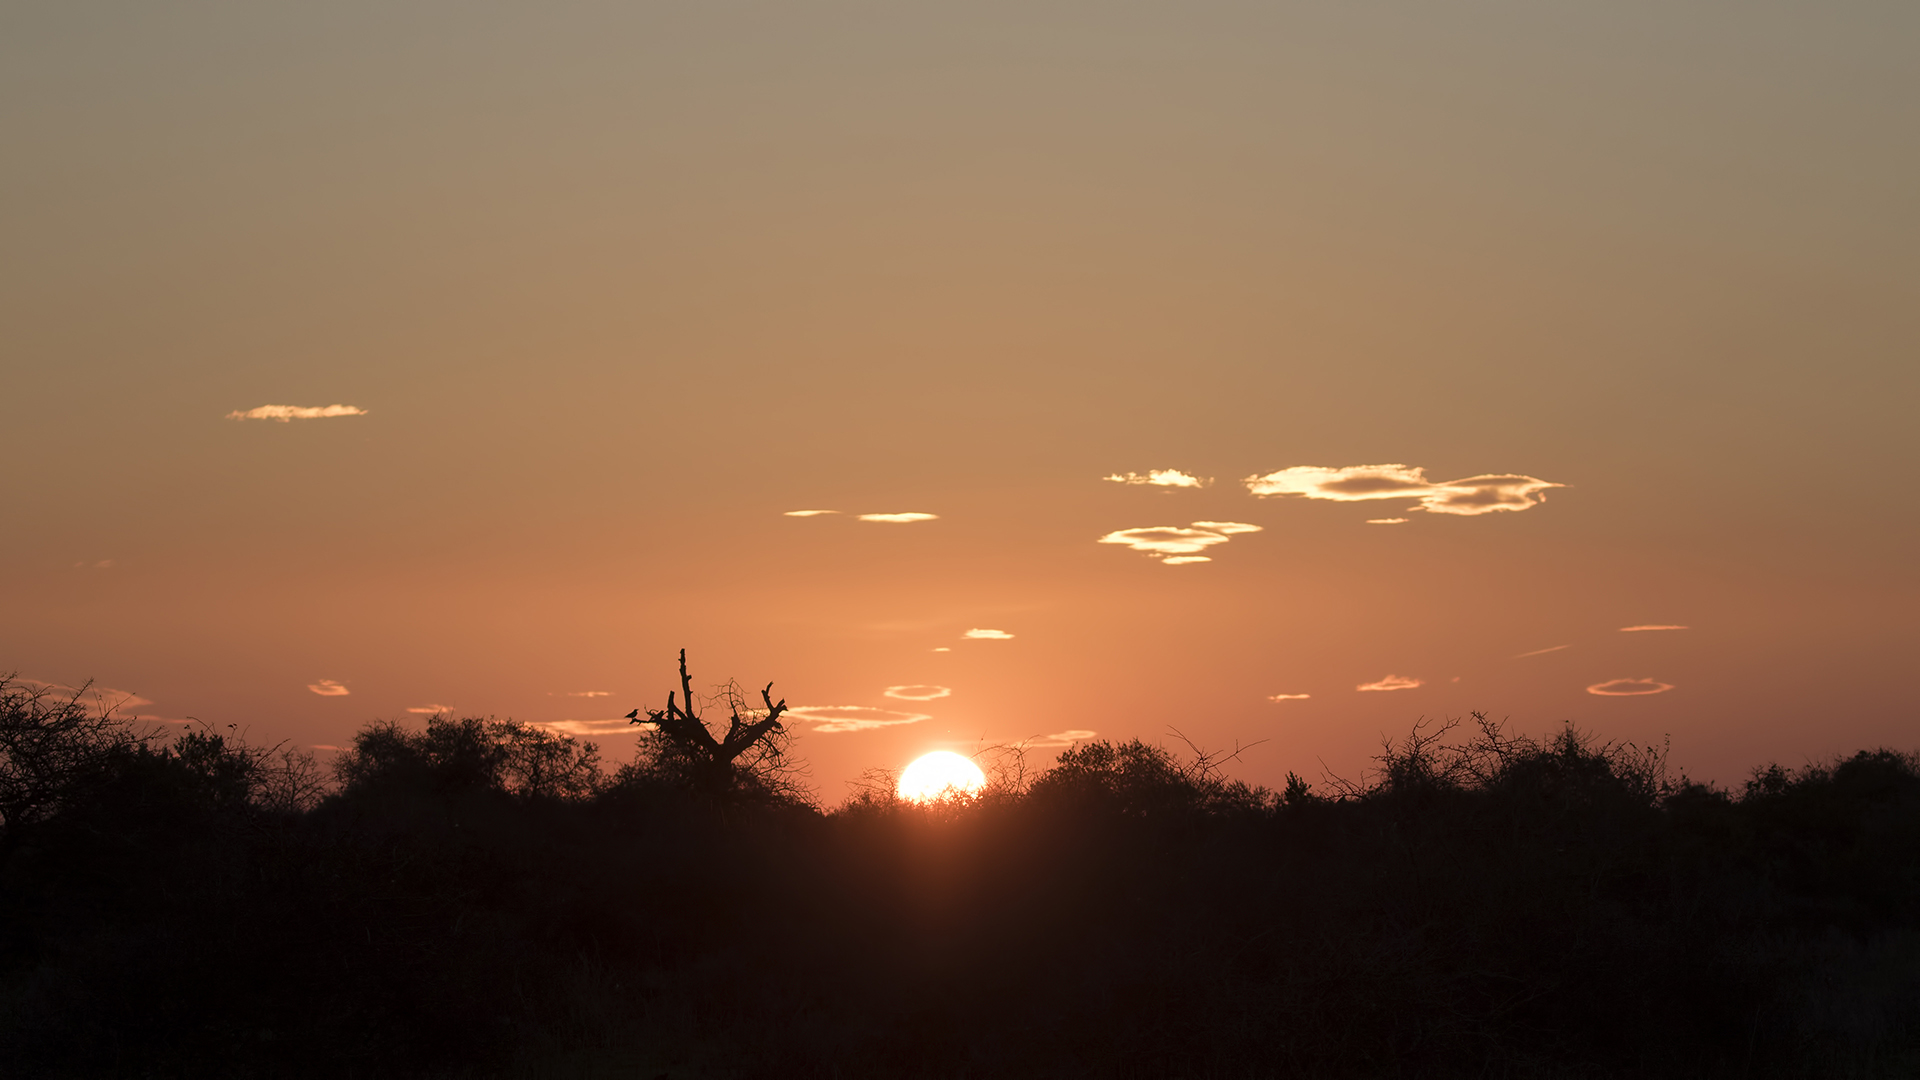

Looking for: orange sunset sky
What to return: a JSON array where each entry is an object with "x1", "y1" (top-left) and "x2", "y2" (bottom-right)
[{"x1": 5, "y1": 1, "x2": 1915, "y2": 796}]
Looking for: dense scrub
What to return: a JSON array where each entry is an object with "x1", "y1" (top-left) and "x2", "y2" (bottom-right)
[{"x1": 2, "y1": 676, "x2": 1918, "y2": 1078}]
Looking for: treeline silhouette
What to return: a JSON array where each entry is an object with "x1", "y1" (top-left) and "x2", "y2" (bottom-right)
[{"x1": 3, "y1": 670, "x2": 1918, "y2": 1078}]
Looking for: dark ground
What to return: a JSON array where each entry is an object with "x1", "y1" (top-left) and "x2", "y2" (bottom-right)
[{"x1": 3, "y1": 679, "x2": 1918, "y2": 1078}]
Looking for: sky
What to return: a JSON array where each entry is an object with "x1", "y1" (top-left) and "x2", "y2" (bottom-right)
[{"x1": 4, "y1": 0, "x2": 1916, "y2": 799}]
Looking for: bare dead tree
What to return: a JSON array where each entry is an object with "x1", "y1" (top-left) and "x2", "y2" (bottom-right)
[{"x1": 626, "y1": 649, "x2": 796, "y2": 797}]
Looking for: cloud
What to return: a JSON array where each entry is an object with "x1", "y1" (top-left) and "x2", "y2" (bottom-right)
[
  {"x1": 1620, "y1": 625, "x2": 1689, "y2": 632},
  {"x1": 884, "y1": 685, "x2": 951, "y2": 701},
  {"x1": 227, "y1": 404, "x2": 368, "y2": 422},
  {"x1": 963, "y1": 628, "x2": 1014, "y2": 640},
  {"x1": 15, "y1": 678, "x2": 158, "y2": 719},
  {"x1": 1245, "y1": 464, "x2": 1563, "y2": 516},
  {"x1": 858, "y1": 512, "x2": 938, "y2": 523},
  {"x1": 786, "y1": 705, "x2": 932, "y2": 733},
  {"x1": 565, "y1": 690, "x2": 610, "y2": 697},
  {"x1": 406, "y1": 704, "x2": 453, "y2": 714},
  {"x1": 308, "y1": 679, "x2": 350, "y2": 697},
  {"x1": 1513, "y1": 645, "x2": 1571, "y2": 659},
  {"x1": 1356, "y1": 675, "x2": 1423, "y2": 692},
  {"x1": 931, "y1": 647, "x2": 951, "y2": 652},
  {"x1": 784, "y1": 509, "x2": 839, "y2": 517},
  {"x1": 1104, "y1": 469, "x2": 1210, "y2": 488},
  {"x1": 1098, "y1": 521, "x2": 1263, "y2": 564},
  {"x1": 1366, "y1": 518, "x2": 1409, "y2": 525},
  {"x1": 1267, "y1": 693, "x2": 1311, "y2": 702},
  {"x1": 543, "y1": 718, "x2": 645, "y2": 736},
  {"x1": 1587, "y1": 678, "x2": 1674, "y2": 697},
  {"x1": 1026, "y1": 729, "x2": 1098, "y2": 747}
]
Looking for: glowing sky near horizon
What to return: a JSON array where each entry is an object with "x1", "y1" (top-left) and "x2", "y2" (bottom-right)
[{"x1": 3, "y1": 1, "x2": 1915, "y2": 796}]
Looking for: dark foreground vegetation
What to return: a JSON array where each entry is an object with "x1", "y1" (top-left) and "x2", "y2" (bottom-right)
[{"x1": 3, "y1": 671, "x2": 1919, "y2": 1078}]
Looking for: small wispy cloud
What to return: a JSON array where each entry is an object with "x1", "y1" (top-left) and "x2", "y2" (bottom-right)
[
  {"x1": 406, "y1": 704, "x2": 453, "y2": 715},
  {"x1": 1620, "y1": 625, "x2": 1689, "y2": 632},
  {"x1": 857, "y1": 512, "x2": 938, "y2": 523},
  {"x1": 1267, "y1": 693, "x2": 1311, "y2": 702},
  {"x1": 1366, "y1": 518, "x2": 1409, "y2": 526},
  {"x1": 308, "y1": 679, "x2": 350, "y2": 697},
  {"x1": 784, "y1": 509, "x2": 839, "y2": 517},
  {"x1": 1098, "y1": 521, "x2": 1263, "y2": 564},
  {"x1": 227, "y1": 404, "x2": 368, "y2": 422},
  {"x1": 1104, "y1": 469, "x2": 1210, "y2": 488},
  {"x1": 565, "y1": 690, "x2": 610, "y2": 697},
  {"x1": 1027, "y1": 729, "x2": 1098, "y2": 747},
  {"x1": 544, "y1": 718, "x2": 644, "y2": 736},
  {"x1": 16, "y1": 678, "x2": 160, "y2": 720},
  {"x1": 1357, "y1": 674, "x2": 1423, "y2": 692},
  {"x1": 1513, "y1": 644, "x2": 1571, "y2": 659},
  {"x1": 1587, "y1": 678, "x2": 1674, "y2": 696},
  {"x1": 931, "y1": 647, "x2": 952, "y2": 652},
  {"x1": 884, "y1": 685, "x2": 951, "y2": 701},
  {"x1": 963, "y1": 628, "x2": 1014, "y2": 640},
  {"x1": 787, "y1": 705, "x2": 932, "y2": 734},
  {"x1": 1245, "y1": 464, "x2": 1563, "y2": 517}
]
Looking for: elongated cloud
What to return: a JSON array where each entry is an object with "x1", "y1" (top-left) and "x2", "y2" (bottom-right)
[
  {"x1": 1104, "y1": 469, "x2": 1210, "y2": 488},
  {"x1": 787, "y1": 705, "x2": 932, "y2": 733},
  {"x1": 1513, "y1": 645, "x2": 1571, "y2": 659},
  {"x1": 1098, "y1": 521, "x2": 1262, "y2": 564},
  {"x1": 1366, "y1": 518, "x2": 1409, "y2": 525},
  {"x1": 1027, "y1": 729, "x2": 1098, "y2": 747},
  {"x1": 784, "y1": 509, "x2": 839, "y2": 517},
  {"x1": 227, "y1": 404, "x2": 368, "y2": 422},
  {"x1": 963, "y1": 628, "x2": 1014, "y2": 640},
  {"x1": 1268, "y1": 693, "x2": 1311, "y2": 702},
  {"x1": 884, "y1": 685, "x2": 951, "y2": 701},
  {"x1": 545, "y1": 718, "x2": 642, "y2": 736},
  {"x1": 1587, "y1": 678, "x2": 1674, "y2": 696},
  {"x1": 1357, "y1": 675, "x2": 1422, "y2": 692},
  {"x1": 858, "y1": 512, "x2": 938, "y2": 523},
  {"x1": 1245, "y1": 464, "x2": 1562, "y2": 516},
  {"x1": 406, "y1": 704, "x2": 453, "y2": 715},
  {"x1": 1620, "y1": 625, "x2": 1689, "y2": 632},
  {"x1": 308, "y1": 679, "x2": 350, "y2": 697},
  {"x1": 564, "y1": 690, "x2": 610, "y2": 697},
  {"x1": 16, "y1": 678, "x2": 159, "y2": 719}
]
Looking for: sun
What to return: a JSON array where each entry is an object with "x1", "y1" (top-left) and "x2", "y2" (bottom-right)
[{"x1": 897, "y1": 751, "x2": 987, "y2": 803}]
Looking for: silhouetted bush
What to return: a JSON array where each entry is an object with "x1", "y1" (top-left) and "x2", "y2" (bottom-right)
[{"x1": 335, "y1": 715, "x2": 604, "y2": 802}]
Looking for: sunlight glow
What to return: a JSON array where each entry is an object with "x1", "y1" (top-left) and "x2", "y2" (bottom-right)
[{"x1": 897, "y1": 751, "x2": 987, "y2": 803}]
